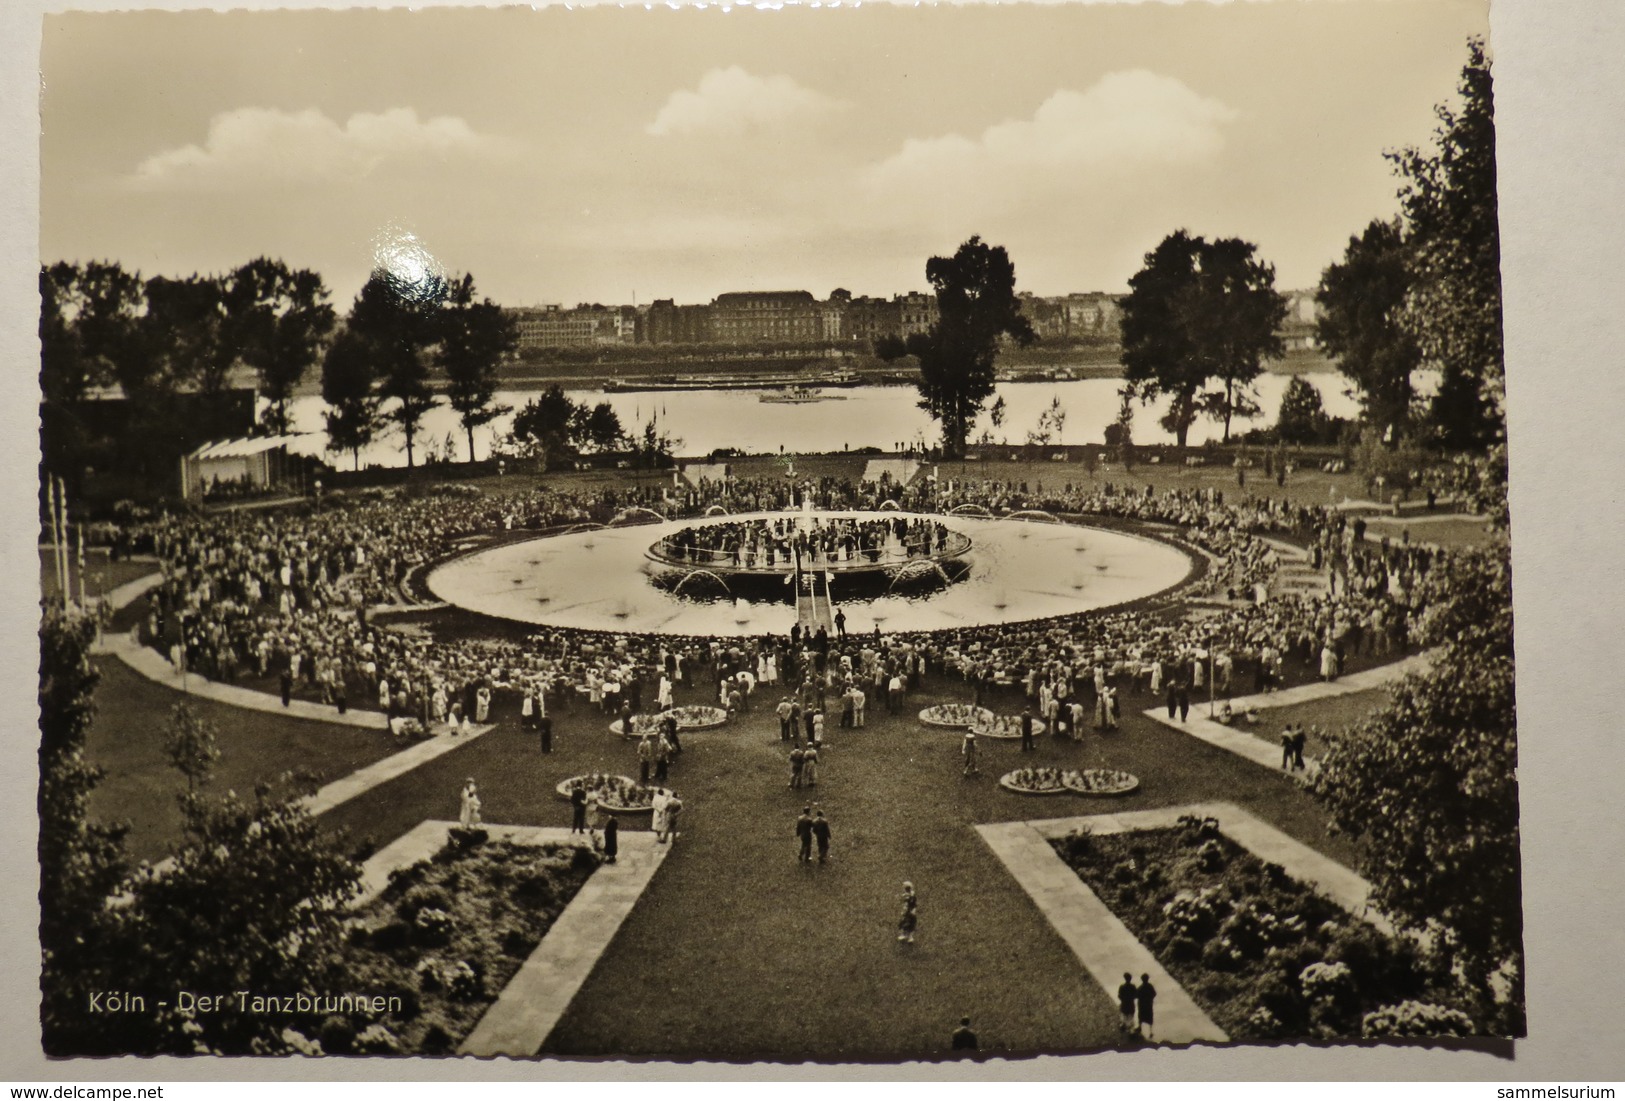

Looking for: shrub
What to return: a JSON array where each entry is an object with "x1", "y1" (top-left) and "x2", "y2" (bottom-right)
[
  {"x1": 318, "y1": 1015, "x2": 357, "y2": 1055},
  {"x1": 1163, "y1": 887, "x2": 1227, "y2": 939},
  {"x1": 501, "y1": 928, "x2": 534, "y2": 958},
  {"x1": 1254, "y1": 973, "x2": 1308, "y2": 1031},
  {"x1": 413, "y1": 906, "x2": 455, "y2": 946},
  {"x1": 369, "y1": 920, "x2": 412, "y2": 952},
  {"x1": 1197, "y1": 974, "x2": 1238, "y2": 1003},
  {"x1": 1201, "y1": 936, "x2": 1243, "y2": 972},
  {"x1": 512, "y1": 870, "x2": 558, "y2": 907},
  {"x1": 1361, "y1": 1001, "x2": 1477, "y2": 1039},
  {"x1": 418, "y1": 1024, "x2": 455, "y2": 1054},
  {"x1": 448, "y1": 826, "x2": 489, "y2": 850},
  {"x1": 1062, "y1": 829, "x2": 1095, "y2": 863},
  {"x1": 1300, "y1": 961, "x2": 1355, "y2": 1006},
  {"x1": 1111, "y1": 859, "x2": 1139, "y2": 885},
  {"x1": 1197, "y1": 839, "x2": 1227, "y2": 873},
  {"x1": 1166, "y1": 935, "x2": 1202, "y2": 963},
  {"x1": 1246, "y1": 1006, "x2": 1288, "y2": 1039},
  {"x1": 570, "y1": 845, "x2": 603, "y2": 873},
  {"x1": 354, "y1": 1023, "x2": 402, "y2": 1054},
  {"x1": 398, "y1": 884, "x2": 452, "y2": 921}
]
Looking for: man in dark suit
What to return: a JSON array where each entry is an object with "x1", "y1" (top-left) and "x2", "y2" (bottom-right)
[
  {"x1": 812, "y1": 808, "x2": 832, "y2": 863},
  {"x1": 1019, "y1": 707, "x2": 1036, "y2": 752},
  {"x1": 538, "y1": 714, "x2": 553, "y2": 754},
  {"x1": 795, "y1": 807, "x2": 815, "y2": 863}
]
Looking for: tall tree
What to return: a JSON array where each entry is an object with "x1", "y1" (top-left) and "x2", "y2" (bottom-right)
[
  {"x1": 914, "y1": 236, "x2": 1035, "y2": 458},
  {"x1": 1119, "y1": 231, "x2": 1206, "y2": 446},
  {"x1": 1275, "y1": 375, "x2": 1328, "y2": 444},
  {"x1": 1184, "y1": 237, "x2": 1287, "y2": 441},
  {"x1": 1388, "y1": 36, "x2": 1503, "y2": 450},
  {"x1": 39, "y1": 608, "x2": 130, "y2": 1056},
  {"x1": 1312, "y1": 543, "x2": 1521, "y2": 1034},
  {"x1": 1121, "y1": 231, "x2": 1287, "y2": 445},
  {"x1": 224, "y1": 259, "x2": 337, "y2": 436},
  {"x1": 347, "y1": 269, "x2": 446, "y2": 468},
  {"x1": 575, "y1": 402, "x2": 627, "y2": 454},
  {"x1": 437, "y1": 274, "x2": 517, "y2": 462},
  {"x1": 320, "y1": 330, "x2": 383, "y2": 471},
  {"x1": 143, "y1": 274, "x2": 234, "y2": 395},
  {"x1": 1316, "y1": 218, "x2": 1421, "y2": 442}
]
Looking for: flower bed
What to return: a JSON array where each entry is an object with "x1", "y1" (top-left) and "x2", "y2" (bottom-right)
[
  {"x1": 1050, "y1": 815, "x2": 1478, "y2": 1041},
  {"x1": 555, "y1": 773, "x2": 671, "y2": 814},
  {"x1": 919, "y1": 703, "x2": 995, "y2": 729},
  {"x1": 971, "y1": 714, "x2": 1047, "y2": 740},
  {"x1": 321, "y1": 835, "x2": 599, "y2": 1054},
  {"x1": 609, "y1": 705, "x2": 728, "y2": 737},
  {"x1": 999, "y1": 767, "x2": 1139, "y2": 796}
]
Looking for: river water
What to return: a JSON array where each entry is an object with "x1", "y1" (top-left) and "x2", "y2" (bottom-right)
[{"x1": 284, "y1": 373, "x2": 1362, "y2": 469}]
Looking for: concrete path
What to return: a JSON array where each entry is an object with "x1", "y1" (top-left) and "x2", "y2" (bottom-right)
[
  {"x1": 976, "y1": 820, "x2": 1228, "y2": 1046},
  {"x1": 343, "y1": 820, "x2": 676, "y2": 1058},
  {"x1": 1141, "y1": 650, "x2": 1434, "y2": 777},
  {"x1": 300, "y1": 724, "x2": 495, "y2": 818},
  {"x1": 981, "y1": 801, "x2": 1390, "y2": 1048}
]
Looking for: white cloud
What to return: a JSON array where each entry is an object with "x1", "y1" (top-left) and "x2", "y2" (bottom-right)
[
  {"x1": 863, "y1": 70, "x2": 1238, "y2": 204},
  {"x1": 647, "y1": 67, "x2": 845, "y2": 138},
  {"x1": 129, "y1": 107, "x2": 517, "y2": 189}
]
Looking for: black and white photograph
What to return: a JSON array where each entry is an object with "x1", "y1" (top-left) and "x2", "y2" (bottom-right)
[{"x1": 10, "y1": 0, "x2": 1621, "y2": 1078}]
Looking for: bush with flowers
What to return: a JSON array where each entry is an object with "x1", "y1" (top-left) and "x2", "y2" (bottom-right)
[
  {"x1": 1052, "y1": 823, "x2": 1477, "y2": 1041},
  {"x1": 555, "y1": 773, "x2": 670, "y2": 813},
  {"x1": 919, "y1": 703, "x2": 995, "y2": 729},
  {"x1": 338, "y1": 837, "x2": 598, "y2": 1053}
]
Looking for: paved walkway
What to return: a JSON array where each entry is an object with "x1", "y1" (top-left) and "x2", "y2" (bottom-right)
[
  {"x1": 981, "y1": 801, "x2": 1390, "y2": 1048},
  {"x1": 1141, "y1": 650, "x2": 1434, "y2": 776},
  {"x1": 976, "y1": 820, "x2": 1228, "y2": 1046}
]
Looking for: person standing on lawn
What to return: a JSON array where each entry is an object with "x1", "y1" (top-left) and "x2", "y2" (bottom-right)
[
  {"x1": 638, "y1": 733, "x2": 655, "y2": 783},
  {"x1": 962, "y1": 731, "x2": 980, "y2": 777},
  {"x1": 601, "y1": 813, "x2": 618, "y2": 864},
  {"x1": 812, "y1": 808, "x2": 832, "y2": 863},
  {"x1": 538, "y1": 713, "x2": 553, "y2": 754},
  {"x1": 795, "y1": 807, "x2": 815, "y2": 863},
  {"x1": 569, "y1": 783, "x2": 588, "y2": 834},
  {"x1": 789, "y1": 742, "x2": 805, "y2": 789},
  {"x1": 897, "y1": 881, "x2": 918, "y2": 944},
  {"x1": 1019, "y1": 707, "x2": 1036, "y2": 752}
]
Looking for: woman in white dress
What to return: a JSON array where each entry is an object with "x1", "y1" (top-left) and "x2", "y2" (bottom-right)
[
  {"x1": 651, "y1": 790, "x2": 671, "y2": 843},
  {"x1": 475, "y1": 686, "x2": 491, "y2": 723},
  {"x1": 459, "y1": 779, "x2": 481, "y2": 828}
]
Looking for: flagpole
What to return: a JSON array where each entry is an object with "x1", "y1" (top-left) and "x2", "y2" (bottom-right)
[
  {"x1": 47, "y1": 479, "x2": 63, "y2": 600},
  {"x1": 58, "y1": 479, "x2": 73, "y2": 608},
  {"x1": 77, "y1": 524, "x2": 87, "y2": 610}
]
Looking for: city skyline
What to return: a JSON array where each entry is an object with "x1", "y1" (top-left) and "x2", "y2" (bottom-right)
[{"x1": 41, "y1": 1, "x2": 1486, "y2": 310}]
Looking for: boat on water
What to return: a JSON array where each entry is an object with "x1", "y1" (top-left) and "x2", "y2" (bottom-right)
[{"x1": 760, "y1": 386, "x2": 847, "y2": 404}]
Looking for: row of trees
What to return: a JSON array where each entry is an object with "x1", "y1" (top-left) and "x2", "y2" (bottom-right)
[
  {"x1": 908, "y1": 39, "x2": 1500, "y2": 464},
  {"x1": 1315, "y1": 37, "x2": 1503, "y2": 452}
]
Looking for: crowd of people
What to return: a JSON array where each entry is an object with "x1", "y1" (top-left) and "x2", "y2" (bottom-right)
[
  {"x1": 104, "y1": 471, "x2": 1458, "y2": 750},
  {"x1": 654, "y1": 513, "x2": 961, "y2": 571}
]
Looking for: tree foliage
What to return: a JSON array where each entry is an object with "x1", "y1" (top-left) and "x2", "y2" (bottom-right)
[
  {"x1": 1388, "y1": 36, "x2": 1503, "y2": 450},
  {"x1": 347, "y1": 269, "x2": 448, "y2": 468},
  {"x1": 509, "y1": 385, "x2": 627, "y2": 462},
  {"x1": 1312, "y1": 543, "x2": 1521, "y2": 1034},
  {"x1": 1316, "y1": 219, "x2": 1420, "y2": 441},
  {"x1": 1120, "y1": 230, "x2": 1287, "y2": 445},
  {"x1": 914, "y1": 236, "x2": 1034, "y2": 458},
  {"x1": 438, "y1": 274, "x2": 517, "y2": 462},
  {"x1": 224, "y1": 259, "x2": 337, "y2": 435},
  {"x1": 39, "y1": 609, "x2": 130, "y2": 1056},
  {"x1": 1275, "y1": 376, "x2": 1329, "y2": 445},
  {"x1": 319, "y1": 331, "x2": 383, "y2": 470}
]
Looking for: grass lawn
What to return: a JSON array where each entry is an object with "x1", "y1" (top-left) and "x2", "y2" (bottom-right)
[
  {"x1": 1234, "y1": 686, "x2": 1396, "y2": 762},
  {"x1": 1362, "y1": 516, "x2": 1496, "y2": 550},
  {"x1": 84, "y1": 658, "x2": 405, "y2": 863},
  {"x1": 315, "y1": 667, "x2": 1359, "y2": 1061},
  {"x1": 40, "y1": 549, "x2": 156, "y2": 603}
]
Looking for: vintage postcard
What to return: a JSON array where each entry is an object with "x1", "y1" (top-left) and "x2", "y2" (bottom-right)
[{"x1": 10, "y1": 0, "x2": 1606, "y2": 1078}]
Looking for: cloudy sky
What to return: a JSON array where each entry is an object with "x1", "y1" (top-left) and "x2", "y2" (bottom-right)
[{"x1": 41, "y1": 0, "x2": 1487, "y2": 310}]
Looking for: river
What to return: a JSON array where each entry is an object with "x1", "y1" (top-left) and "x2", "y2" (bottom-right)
[{"x1": 283, "y1": 374, "x2": 1365, "y2": 469}]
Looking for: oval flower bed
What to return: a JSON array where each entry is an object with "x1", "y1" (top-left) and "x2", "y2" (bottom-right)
[
  {"x1": 608, "y1": 704, "x2": 729, "y2": 737},
  {"x1": 919, "y1": 703, "x2": 995, "y2": 729},
  {"x1": 999, "y1": 767, "x2": 1139, "y2": 796},
  {"x1": 972, "y1": 713, "x2": 1047, "y2": 740},
  {"x1": 554, "y1": 773, "x2": 671, "y2": 814},
  {"x1": 1049, "y1": 815, "x2": 1483, "y2": 1041}
]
